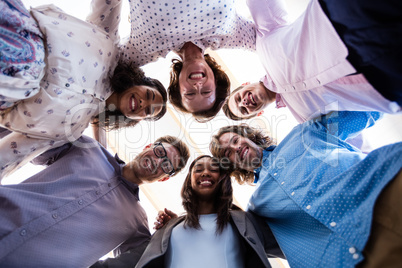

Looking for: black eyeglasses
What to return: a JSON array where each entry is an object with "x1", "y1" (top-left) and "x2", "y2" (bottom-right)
[{"x1": 153, "y1": 142, "x2": 175, "y2": 176}]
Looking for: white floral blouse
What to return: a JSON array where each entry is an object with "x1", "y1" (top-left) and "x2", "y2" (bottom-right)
[
  {"x1": 0, "y1": 0, "x2": 121, "y2": 178},
  {"x1": 120, "y1": 0, "x2": 256, "y2": 66}
]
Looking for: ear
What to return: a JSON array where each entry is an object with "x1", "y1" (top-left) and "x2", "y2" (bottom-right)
[
  {"x1": 158, "y1": 176, "x2": 170, "y2": 182},
  {"x1": 144, "y1": 143, "x2": 152, "y2": 150},
  {"x1": 257, "y1": 110, "x2": 264, "y2": 117},
  {"x1": 241, "y1": 82, "x2": 250, "y2": 86}
]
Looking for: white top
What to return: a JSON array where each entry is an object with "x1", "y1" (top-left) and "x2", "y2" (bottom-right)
[
  {"x1": 120, "y1": 0, "x2": 256, "y2": 66},
  {"x1": 165, "y1": 214, "x2": 245, "y2": 268},
  {"x1": 248, "y1": 0, "x2": 400, "y2": 123},
  {"x1": 0, "y1": 1, "x2": 121, "y2": 178}
]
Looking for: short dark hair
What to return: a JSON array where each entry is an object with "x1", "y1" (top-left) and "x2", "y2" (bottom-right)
[
  {"x1": 155, "y1": 135, "x2": 190, "y2": 175},
  {"x1": 181, "y1": 155, "x2": 233, "y2": 234},
  {"x1": 168, "y1": 54, "x2": 230, "y2": 123},
  {"x1": 94, "y1": 61, "x2": 168, "y2": 130},
  {"x1": 209, "y1": 124, "x2": 275, "y2": 184}
]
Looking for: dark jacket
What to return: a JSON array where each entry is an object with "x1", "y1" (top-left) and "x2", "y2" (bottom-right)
[{"x1": 135, "y1": 210, "x2": 285, "y2": 268}]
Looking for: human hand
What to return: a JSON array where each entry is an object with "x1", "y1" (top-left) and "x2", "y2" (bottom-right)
[{"x1": 153, "y1": 208, "x2": 178, "y2": 230}]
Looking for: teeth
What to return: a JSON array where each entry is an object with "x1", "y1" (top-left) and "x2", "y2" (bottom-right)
[
  {"x1": 200, "y1": 181, "x2": 212, "y2": 185},
  {"x1": 250, "y1": 95, "x2": 256, "y2": 105},
  {"x1": 241, "y1": 147, "x2": 248, "y2": 160},
  {"x1": 190, "y1": 73, "x2": 203, "y2": 79},
  {"x1": 131, "y1": 97, "x2": 136, "y2": 112}
]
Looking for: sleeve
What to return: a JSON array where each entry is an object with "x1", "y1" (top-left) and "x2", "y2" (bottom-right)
[
  {"x1": 246, "y1": 0, "x2": 289, "y2": 33},
  {"x1": 90, "y1": 217, "x2": 152, "y2": 267},
  {"x1": 30, "y1": 142, "x2": 72, "y2": 166},
  {"x1": 31, "y1": 136, "x2": 97, "y2": 166},
  {"x1": 246, "y1": 211, "x2": 286, "y2": 259},
  {"x1": 210, "y1": 13, "x2": 257, "y2": 51},
  {"x1": 314, "y1": 111, "x2": 383, "y2": 141},
  {"x1": 86, "y1": 0, "x2": 123, "y2": 40},
  {"x1": 89, "y1": 240, "x2": 149, "y2": 268}
]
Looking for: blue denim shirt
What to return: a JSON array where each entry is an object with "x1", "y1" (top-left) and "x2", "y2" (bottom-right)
[{"x1": 248, "y1": 111, "x2": 402, "y2": 267}]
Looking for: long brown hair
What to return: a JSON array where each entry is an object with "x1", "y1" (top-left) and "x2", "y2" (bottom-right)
[
  {"x1": 168, "y1": 54, "x2": 230, "y2": 123},
  {"x1": 181, "y1": 155, "x2": 233, "y2": 234}
]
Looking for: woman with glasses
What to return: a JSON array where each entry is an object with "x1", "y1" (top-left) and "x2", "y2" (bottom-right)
[
  {"x1": 118, "y1": 0, "x2": 256, "y2": 122},
  {"x1": 0, "y1": 1, "x2": 168, "y2": 179},
  {"x1": 94, "y1": 155, "x2": 285, "y2": 267}
]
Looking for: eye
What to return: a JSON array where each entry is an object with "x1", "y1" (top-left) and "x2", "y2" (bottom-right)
[
  {"x1": 234, "y1": 137, "x2": 238, "y2": 144},
  {"x1": 185, "y1": 93, "x2": 195, "y2": 96},
  {"x1": 145, "y1": 107, "x2": 152, "y2": 116},
  {"x1": 146, "y1": 89, "x2": 150, "y2": 100},
  {"x1": 201, "y1": 91, "x2": 211, "y2": 95}
]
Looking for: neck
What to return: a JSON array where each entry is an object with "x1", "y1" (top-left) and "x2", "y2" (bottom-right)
[
  {"x1": 122, "y1": 164, "x2": 142, "y2": 185},
  {"x1": 197, "y1": 199, "x2": 216, "y2": 215},
  {"x1": 105, "y1": 92, "x2": 118, "y2": 109},
  {"x1": 263, "y1": 84, "x2": 277, "y2": 103},
  {"x1": 177, "y1": 42, "x2": 204, "y2": 61}
]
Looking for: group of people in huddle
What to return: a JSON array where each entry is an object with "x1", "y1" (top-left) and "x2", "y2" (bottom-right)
[{"x1": 0, "y1": 0, "x2": 401, "y2": 267}]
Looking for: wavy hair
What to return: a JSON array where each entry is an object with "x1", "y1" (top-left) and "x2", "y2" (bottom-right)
[
  {"x1": 168, "y1": 54, "x2": 230, "y2": 123},
  {"x1": 181, "y1": 155, "x2": 233, "y2": 234},
  {"x1": 209, "y1": 124, "x2": 275, "y2": 184},
  {"x1": 93, "y1": 61, "x2": 167, "y2": 130}
]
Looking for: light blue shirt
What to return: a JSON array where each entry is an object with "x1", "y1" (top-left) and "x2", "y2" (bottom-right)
[
  {"x1": 165, "y1": 214, "x2": 244, "y2": 268},
  {"x1": 248, "y1": 111, "x2": 402, "y2": 267}
]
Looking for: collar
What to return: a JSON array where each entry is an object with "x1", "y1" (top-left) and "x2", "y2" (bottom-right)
[
  {"x1": 113, "y1": 153, "x2": 140, "y2": 201},
  {"x1": 253, "y1": 145, "x2": 276, "y2": 183}
]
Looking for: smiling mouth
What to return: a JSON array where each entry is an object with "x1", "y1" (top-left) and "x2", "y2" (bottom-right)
[
  {"x1": 199, "y1": 180, "x2": 213, "y2": 186},
  {"x1": 130, "y1": 95, "x2": 137, "y2": 113},
  {"x1": 145, "y1": 158, "x2": 155, "y2": 173},
  {"x1": 240, "y1": 146, "x2": 249, "y2": 161},
  {"x1": 248, "y1": 92, "x2": 257, "y2": 106},
  {"x1": 189, "y1": 72, "x2": 205, "y2": 79}
]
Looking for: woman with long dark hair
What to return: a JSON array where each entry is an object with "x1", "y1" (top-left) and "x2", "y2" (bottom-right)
[
  {"x1": 0, "y1": 1, "x2": 167, "y2": 178},
  {"x1": 134, "y1": 155, "x2": 284, "y2": 267}
]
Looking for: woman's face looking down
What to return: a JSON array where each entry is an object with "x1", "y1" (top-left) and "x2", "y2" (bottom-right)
[{"x1": 179, "y1": 60, "x2": 216, "y2": 113}]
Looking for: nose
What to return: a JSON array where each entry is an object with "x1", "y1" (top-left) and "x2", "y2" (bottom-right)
[
  {"x1": 138, "y1": 98, "x2": 151, "y2": 116},
  {"x1": 201, "y1": 170, "x2": 211, "y2": 177},
  {"x1": 242, "y1": 96, "x2": 248, "y2": 106},
  {"x1": 193, "y1": 81, "x2": 202, "y2": 90}
]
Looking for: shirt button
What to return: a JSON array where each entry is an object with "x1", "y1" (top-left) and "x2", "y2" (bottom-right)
[
  {"x1": 78, "y1": 200, "x2": 83, "y2": 205},
  {"x1": 273, "y1": 173, "x2": 277, "y2": 176},
  {"x1": 20, "y1": 229, "x2": 27, "y2": 236},
  {"x1": 291, "y1": 192, "x2": 295, "y2": 196},
  {"x1": 281, "y1": 181, "x2": 285, "y2": 185},
  {"x1": 65, "y1": 83, "x2": 70, "y2": 87},
  {"x1": 330, "y1": 222, "x2": 337, "y2": 227},
  {"x1": 108, "y1": 183, "x2": 112, "y2": 187},
  {"x1": 349, "y1": 247, "x2": 356, "y2": 254},
  {"x1": 52, "y1": 213, "x2": 58, "y2": 219},
  {"x1": 24, "y1": 66, "x2": 30, "y2": 70},
  {"x1": 292, "y1": 86, "x2": 295, "y2": 90},
  {"x1": 353, "y1": 253, "x2": 359, "y2": 260},
  {"x1": 306, "y1": 205, "x2": 311, "y2": 210},
  {"x1": 96, "y1": 191, "x2": 100, "y2": 195}
]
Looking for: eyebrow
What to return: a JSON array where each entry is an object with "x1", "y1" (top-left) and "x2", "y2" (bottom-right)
[{"x1": 152, "y1": 91, "x2": 155, "y2": 101}]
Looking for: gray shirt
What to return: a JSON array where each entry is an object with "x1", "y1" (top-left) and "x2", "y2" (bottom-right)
[{"x1": 0, "y1": 136, "x2": 151, "y2": 267}]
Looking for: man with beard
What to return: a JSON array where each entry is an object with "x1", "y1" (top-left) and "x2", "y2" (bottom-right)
[
  {"x1": 0, "y1": 135, "x2": 189, "y2": 267},
  {"x1": 210, "y1": 111, "x2": 402, "y2": 267}
]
